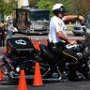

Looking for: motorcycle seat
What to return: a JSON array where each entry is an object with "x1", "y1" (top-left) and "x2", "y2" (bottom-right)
[{"x1": 39, "y1": 44, "x2": 55, "y2": 60}]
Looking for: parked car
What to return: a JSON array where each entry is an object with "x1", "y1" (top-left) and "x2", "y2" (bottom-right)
[{"x1": 72, "y1": 24, "x2": 85, "y2": 36}]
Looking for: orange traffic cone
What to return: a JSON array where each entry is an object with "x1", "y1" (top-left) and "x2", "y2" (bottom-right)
[
  {"x1": 34, "y1": 41, "x2": 40, "y2": 51},
  {"x1": 46, "y1": 39, "x2": 48, "y2": 45},
  {"x1": 3, "y1": 47, "x2": 7, "y2": 54},
  {"x1": 18, "y1": 70, "x2": 27, "y2": 90},
  {"x1": 0, "y1": 71, "x2": 4, "y2": 80},
  {"x1": 33, "y1": 62, "x2": 43, "y2": 86}
]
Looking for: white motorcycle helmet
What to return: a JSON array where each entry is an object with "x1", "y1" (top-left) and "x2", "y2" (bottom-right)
[{"x1": 52, "y1": 3, "x2": 66, "y2": 15}]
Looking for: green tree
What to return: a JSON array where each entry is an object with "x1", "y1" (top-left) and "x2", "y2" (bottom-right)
[
  {"x1": 0, "y1": 0, "x2": 17, "y2": 15},
  {"x1": 73, "y1": 0, "x2": 90, "y2": 16},
  {"x1": 5, "y1": 0, "x2": 17, "y2": 15},
  {"x1": 0, "y1": 0, "x2": 5, "y2": 14},
  {"x1": 0, "y1": 0, "x2": 90, "y2": 17},
  {"x1": 29, "y1": 0, "x2": 40, "y2": 7},
  {"x1": 36, "y1": 0, "x2": 74, "y2": 16},
  {"x1": 36, "y1": 0, "x2": 53, "y2": 16}
]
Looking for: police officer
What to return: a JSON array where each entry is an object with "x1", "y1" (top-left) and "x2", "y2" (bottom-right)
[
  {"x1": 0, "y1": 21, "x2": 7, "y2": 47},
  {"x1": 48, "y1": 3, "x2": 85, "y2": 81},
  {"x1": 7, "y1": 20, "x2": 14, "y2": 39}
]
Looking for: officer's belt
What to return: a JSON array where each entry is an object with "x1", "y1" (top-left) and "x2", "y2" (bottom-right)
[{"x1": 48, "y1": 42, "x2": 63, "y2": 46}]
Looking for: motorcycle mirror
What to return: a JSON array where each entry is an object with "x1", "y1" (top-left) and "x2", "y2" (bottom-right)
[
  {"x1": 82, "y1": 13, "x2": 90, "y2": 36},
  {"x1": 85, "y1": 12, "x2": 90, "y2": 30}
]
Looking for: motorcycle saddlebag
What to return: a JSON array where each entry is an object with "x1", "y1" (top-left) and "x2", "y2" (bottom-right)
[{"x1": 6, "y1": 37, "x2": 35, "y2": 57}]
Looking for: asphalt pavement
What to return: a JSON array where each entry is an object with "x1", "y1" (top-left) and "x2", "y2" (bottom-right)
[{"x1": 0, "y1": 80, "x2": 90, "y2": 90}]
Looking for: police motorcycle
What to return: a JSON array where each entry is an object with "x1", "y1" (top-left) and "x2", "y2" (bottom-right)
[
  {"x1": 0, "y1": 37, "x2": 63, "y2": 82},
  {"x1": 64, "y1": 33, "x2": 90, "y2": 81}
]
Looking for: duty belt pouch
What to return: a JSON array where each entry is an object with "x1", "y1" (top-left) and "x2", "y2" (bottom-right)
[
  {"x1": 6, "y1": 37, "x2": 35, "y2": 57},
  {"x1": 48, "y1": 42, "x2": 64, "y2": 52}
]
